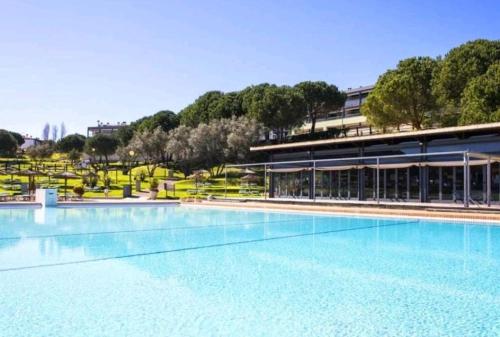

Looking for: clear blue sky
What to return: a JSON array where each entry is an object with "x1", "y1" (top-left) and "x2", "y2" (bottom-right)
[{"x1": 1, "y1": 0, "x2": 499, "y2": 137}]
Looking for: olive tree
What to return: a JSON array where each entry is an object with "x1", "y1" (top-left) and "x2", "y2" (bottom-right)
[{"x1": 126, "y1": 127, "x2": 170, "y2": 177}]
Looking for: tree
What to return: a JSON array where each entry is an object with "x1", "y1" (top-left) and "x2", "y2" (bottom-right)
[
  {"x1": 0, "y1": 130, "x2": 18, "y2": 156},
  {"x1": 165, "y1": 116, "x2": 261, "y2": 177},
  {"x1": 166, "y1": 125, "x2": 195, "y2": 178},
  {"x1": 179, "y1": 91, "x2": 225, "y2": 127},
  {"x1": 6, "y1": 131, "x2": 24, "y2": 147},
  {"x1": 294, "y1": 81, "x2": 346, "y2": 134},
  {"x1": 67, "y1": 149, "x2": 82, "y2": 167},
  {"x1": 60, "y1": 122, "x2": 67, "y2": 138},
  {"x1": 189, "y1": 119, "x2": 229, "y2": 177},
  {"x1": 179, "y1": 91, "x2": 244, "y2": 127},
  {"x1": 225, "y1": 116, "x2": 262, "y2": 163},
  {"x1": 26, "y1": 143, "x2": 54, "y2": 170},
  {"x1": 57, "y1": 134, "x2": 86, "y2": 153},
  {"x1": 116, "y1": 125, "x2": 135, "y2": 146},
  {"x1": 51, "y1": 124, "x2": 58, "y2": 141},
  {"x1": 136, "y1": 110, "x2": 180, "y2": 132},
  {"x1": 213, "y1": 91, "x2": 244, "y2": 120},
  {"x1": 85, "y1": 133, "x2": 119, "y2": 166},
  {"x1": 432, "y1": 39, "x2": 500, "y2": 125},
  {"x1": 42, "y1": 123, "x2": 50, "y2": 140},
  {"x1": 242, "y1": 84, "x2": 305, "y2": 140},
  {"x1": 361, "y1": 57, "x2": 439, "y2": 130},
  {"x1": 126, "y1": 127, "x2": 170, "y2": 177},
  {"x1": 459, "y1": 62, "x2": 500, "y2": 125}
]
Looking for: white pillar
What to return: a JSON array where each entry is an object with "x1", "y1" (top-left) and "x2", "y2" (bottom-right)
[
  {"x1": 487, "y1": 157, "x2": 491, "y2": 207},
  {"x1": 376, "y1": 158, "x2": 380, "y2": 204},
  {"x1": 264, "y1": 164, "x2": 267, "y2": 200},
  {"x1": 464, "y1": 152, "x2": 469, "y2": 208},
  {"x1": 312, "y1": 162, "x2": 316, "y2": 201}
]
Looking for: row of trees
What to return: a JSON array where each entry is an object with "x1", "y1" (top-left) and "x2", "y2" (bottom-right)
[
  {"x1": 24, "y1": 116, "x2": 261, "y2": 180},
  {"x1": 362, "y1": 39, "x2": 500, "y2": 130},
  {"x1": 42, "y1": 122, "x2": 67, "y2": 141},
  {"x1": 179, "y1": 81, "x2": 346, "y2": 138},
  {"x1": 118, "y1": 116, "x2": 261, "y2": 178}
]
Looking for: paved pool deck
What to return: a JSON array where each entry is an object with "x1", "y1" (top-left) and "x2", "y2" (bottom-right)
[
  {"x1": 192, "y1": 199, "x2": 500, "y2": 224},
  {"x1": 1, "y1": 197, "x2": 500, "y2": 223}
]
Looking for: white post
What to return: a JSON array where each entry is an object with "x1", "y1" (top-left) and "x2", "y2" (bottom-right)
[
  {"x1": 487, "y1": 156, "x2": 491, "y2": 207},
  {"x1": 464, "y1": 152, "x2": 469, "y2": 208},
  {"x1": 313, "y1": 161, "x2": 316, "y2": 201},
  {"x1": 264, "y1": 164, "x2": 267, "y2": 200},
  {"x1": 376, "y1": 157, "x2": 380, "y2": 204}
]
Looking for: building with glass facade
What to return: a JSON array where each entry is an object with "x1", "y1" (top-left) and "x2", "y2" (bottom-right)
[{"x1": 249, "y1": 122, "x2": 500, "y2": 207}]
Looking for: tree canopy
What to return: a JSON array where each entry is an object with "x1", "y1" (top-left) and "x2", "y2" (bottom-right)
[
  {"x1": 124, "y1": 127, "x2": 170, "y2": 177},
  {"x1": 294, "y1": 81, "x2": 346, "y2": 134},
  {"x1": 134, "y1": 110, "x2": 180, "y2": 132},
  {"x1": 0, "y1": 130, "x2": 18, "y2": 156},
  {"x1": 85, "y1": 133, "x2": 119, "y2": 165},
  {"x1": 57, "y1": 134, "x2": 86, "y2": 153},
  {"x1": 362, "y1": 57, "x2": 438, "y2": 130},
  {"x1": 459, "y1": 62, "x2": 500, "y2": 125},
  {"x1": 242, "y1": 84, "x2": 304, "y2": 140},
  {"x1": 9, "y1": 131, "x2": 24, "y2": 147},
  {"x1": 166, "y1": 116, "x2": 261, "y2": 177},
  {"x1": 179, "y1": 91, "x2": 224, "y2": 127},
  {"x1": 432, "y1": 39, "x2": 500, "y2": 125}
]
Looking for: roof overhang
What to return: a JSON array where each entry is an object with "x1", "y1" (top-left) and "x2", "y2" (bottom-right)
[{"x1": 251, "y1": 122, "x2": 500, "y2": 152}]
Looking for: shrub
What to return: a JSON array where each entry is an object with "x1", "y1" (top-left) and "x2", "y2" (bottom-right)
[
  {"x1": 83, "y1": 175, "x2": 98, "y2": 188},
  {"x1": 150, "y1": 178, "x2": 159, "y2": 192},
  {"x1": 73, "y1": 185, "x2": 85, "y2": 197}
]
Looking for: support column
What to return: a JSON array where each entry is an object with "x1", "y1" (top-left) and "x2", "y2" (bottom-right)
[
  {"x1": 464, "y1": 152, "x2": 469, "y2": 208},
  {"x1": 406, "y1": 167, "x2": 410, "y2": 200},
  {"x1": 376, "y1": 158, "x2": 380, "y2": 204},
  {"x1": 439, "y1": 167, "x2": 443, "y2": 201},
  {"x1": 383, "y1": 169, "x2": 387, "y2": 200},
  {"x1": 338, "y1": 171, "x2": 341, "y2": 199},
  {"x1": 329, "y1": 171, "x2": 332, "y2": 199},
  {"x1": 487, "y1": 157, "x2": 491, "y2": 207},
  {"x1": 419, "y1": 141, "x2": 428, "y2": 203},
  {"x1": 347, "y1": 170, "x2": 351, "y2": 199},
  {"x1": 452, "y1": 167, "x2": 456, "y2": 202},
  {"x1": 358, "y1": 145, "x2": 365, "y2": 200},
  {"x1": 312, "y1": 162, "x2": 316, "y2": 201},
  {"x1": 264, "y1": 164, "x2": 267, "y2": 200},
  {"x1": 395, "y1": 169, "x2": 399, "y2": 199},
  {"x1": 309, "y1": 151, "x2": 314, "y2": 200}
]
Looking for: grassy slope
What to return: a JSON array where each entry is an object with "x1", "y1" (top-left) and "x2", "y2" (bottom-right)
[{"x1": 0, "y1": 157, "x2": 264, "y2": 199}]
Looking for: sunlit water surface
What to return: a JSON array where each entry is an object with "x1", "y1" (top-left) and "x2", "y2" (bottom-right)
[{"x1": 0, "y1": 205, "x2": 499, "y2": 337}]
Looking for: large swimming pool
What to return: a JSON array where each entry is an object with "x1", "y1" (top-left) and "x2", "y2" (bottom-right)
[{"x1": 0, "y1": 205, "x2": 498, "y2": 337}]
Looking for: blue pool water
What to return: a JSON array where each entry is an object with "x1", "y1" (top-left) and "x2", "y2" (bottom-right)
[{"x1": 0, "y1": 205, "x2": 499, "y2": 337}]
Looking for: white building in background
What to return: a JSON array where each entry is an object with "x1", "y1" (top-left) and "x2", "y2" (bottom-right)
[{"x1": 21, "y1": 136, "x2": 41, "y2": 149}]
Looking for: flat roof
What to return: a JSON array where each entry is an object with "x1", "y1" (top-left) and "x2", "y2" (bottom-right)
[{"x1": 251, "y1": 122, "x2": 500, "y2": 152}]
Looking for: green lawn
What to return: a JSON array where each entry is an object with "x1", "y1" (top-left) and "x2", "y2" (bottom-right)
[{"x1": 0, "y1": 157, "x2": 266, "y2": 199}]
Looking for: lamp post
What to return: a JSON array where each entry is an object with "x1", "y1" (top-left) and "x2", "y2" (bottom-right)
[{"x1": 128, "y1": 150, "x2": 135, "y2": 186}]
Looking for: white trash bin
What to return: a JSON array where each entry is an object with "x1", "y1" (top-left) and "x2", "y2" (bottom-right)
[{"x1": 35, "y1": 188, "x2": 58, "y2": 207}]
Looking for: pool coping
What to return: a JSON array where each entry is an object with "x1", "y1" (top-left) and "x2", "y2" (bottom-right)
[
  {"x1": 0, "y1": 199, "x2": 180, "y2": 208},
  {"x1": 185, "y1": 200, "x2": 500, "y2": 225},
  {"x1": 1, "y1": 198, "x2": 499, "y2": 225}
]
